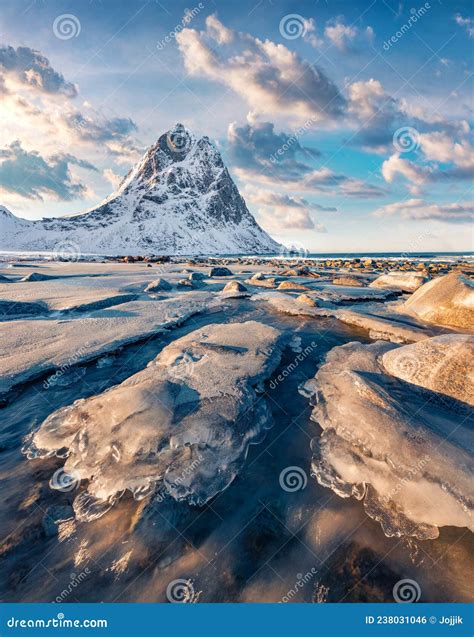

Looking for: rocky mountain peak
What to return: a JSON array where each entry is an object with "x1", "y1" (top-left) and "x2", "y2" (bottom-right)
[{"x1": 0, "y1": 124, "x2": 281, "y2": 256}]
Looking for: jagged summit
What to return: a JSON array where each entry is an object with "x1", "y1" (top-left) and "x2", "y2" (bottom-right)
[{"x1": 0, "y1": 124, "x2": 281, "y2": 256}]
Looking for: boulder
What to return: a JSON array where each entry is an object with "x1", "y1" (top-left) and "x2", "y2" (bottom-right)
[
  {"x1": 382, "y1": 334, "x2": 474, "y2": 406},
  {"x1": 188, "y1": 272, "x2": 207, "y2": 282},
  {"x1": 370, "y1": 271, "x2": 427, "y2": 292},
  {"x1": 145, "y1": 278, "x2": 172, "y2": 292},
  {"x1": 296, "y1": 294, "x2": 317, "y2": 307},
  {"x1": 220, "y1": 280, "x2": 249, "y2": 298},
  {"x1": 332, "y1": 277, "x2": 363, "y2": 287},
  {"x1": 209, "y1": 267, "x2": 233, "y2": 277},
  {"x1": 277, "y1": 281, "x2": 309, "y2": 291},
  {"x1": 401, "y1": 272, "x2": 474, "y2": 329}
]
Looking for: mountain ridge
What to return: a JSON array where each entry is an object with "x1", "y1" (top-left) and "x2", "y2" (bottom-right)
[{"x1": 0, "y1": 123, "x2": 281, "y2": 256}]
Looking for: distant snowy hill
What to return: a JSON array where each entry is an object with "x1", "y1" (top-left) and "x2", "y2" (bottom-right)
[{"x1": 0, "y1": 123, "x2": 281, "y2": 256}]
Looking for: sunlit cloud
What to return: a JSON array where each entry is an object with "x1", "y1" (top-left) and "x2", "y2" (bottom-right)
[
  {"x1": 177, "y1": 14, "x2": 346, "y2": 123},
  {"x1": 374, "y1": 198, "x2": 474, "y2": 223}
]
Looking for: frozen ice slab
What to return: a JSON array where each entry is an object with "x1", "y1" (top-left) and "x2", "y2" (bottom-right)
[
  {"x1": 382, "y1": 334, "x2": 474, "y2": 406},
  {"x1": 0, "y1": 278, "x2": 138, "y2": 313},
  {"x1": 332, "y1": 308, "x2": 429, "y2": 343},
  {"x1": 400, "y1": 272, "x2": 474, "y2": 329},
  {"x1": 253, "y1": 291, "x2": 429, "y2": 343},
  {"x1": 0, "y1": 293, "x2": 217, "y2": 396},
  {"x1": 369, "y1": 271, "x2": 427, "y2": 292},
  {"x1": 252, "y1": 291, "x2": 322, "y2": 317},
  {"x1": 300, "y1": 338, "x2": 473, "y2": 540},
  {"x1": 24, "y1": 321, "x2": 286, "y2": 521},
  {"x1": 309, "y1": 284, "x2": 399, "y2": 303}
]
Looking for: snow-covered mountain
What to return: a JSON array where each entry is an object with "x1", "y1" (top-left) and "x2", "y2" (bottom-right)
[{"x1": 0, "y1": 124, "x2": 281, "y2": 256}]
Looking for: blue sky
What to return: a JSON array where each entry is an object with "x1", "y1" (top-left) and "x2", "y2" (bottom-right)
[{"x1": 0, "y1": 0, "x2": 473, "y2": 252}]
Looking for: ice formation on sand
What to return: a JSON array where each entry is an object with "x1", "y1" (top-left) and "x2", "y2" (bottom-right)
[
  {"x1": 369, "y1": 271, "x2": 427, "y2": 292},
  {"x1": 401, "y1": 272, "x2": 474, "y2": 329},
  {"x1": 311, "y1": 284, "x2": 398, "y2": 303},
  {"x1": 300, "y1": 338, "x2": 473, "y2": 540},
  {"x1": 253, "y1": 292, "x2": 428, "y2": 343},
  {"x1": 24, "y1": 321, "x2": 286, "y2": 521},
  {"x1": 0, "y1": 294, "x2": 216, "y2": 396},
  {"x1": 332, "y1": 309, "x2": 429, "y2": 343},
  {"x1": 382, "y1": 335, "x2": 474, "y2": 406}
]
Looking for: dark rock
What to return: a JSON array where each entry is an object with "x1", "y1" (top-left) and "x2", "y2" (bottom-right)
[{"x1": 210, "y1": 267, "x2": 233, "y2": 277}]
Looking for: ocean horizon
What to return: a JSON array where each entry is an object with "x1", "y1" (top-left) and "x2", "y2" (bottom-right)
[{"x1": 1, "y1": 250, "x2": 473, "y2": 262}]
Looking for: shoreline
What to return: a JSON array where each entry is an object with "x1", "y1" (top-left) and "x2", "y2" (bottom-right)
[{"x1": 1, "y1": 252, "x2": 472, "y2": 279}]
